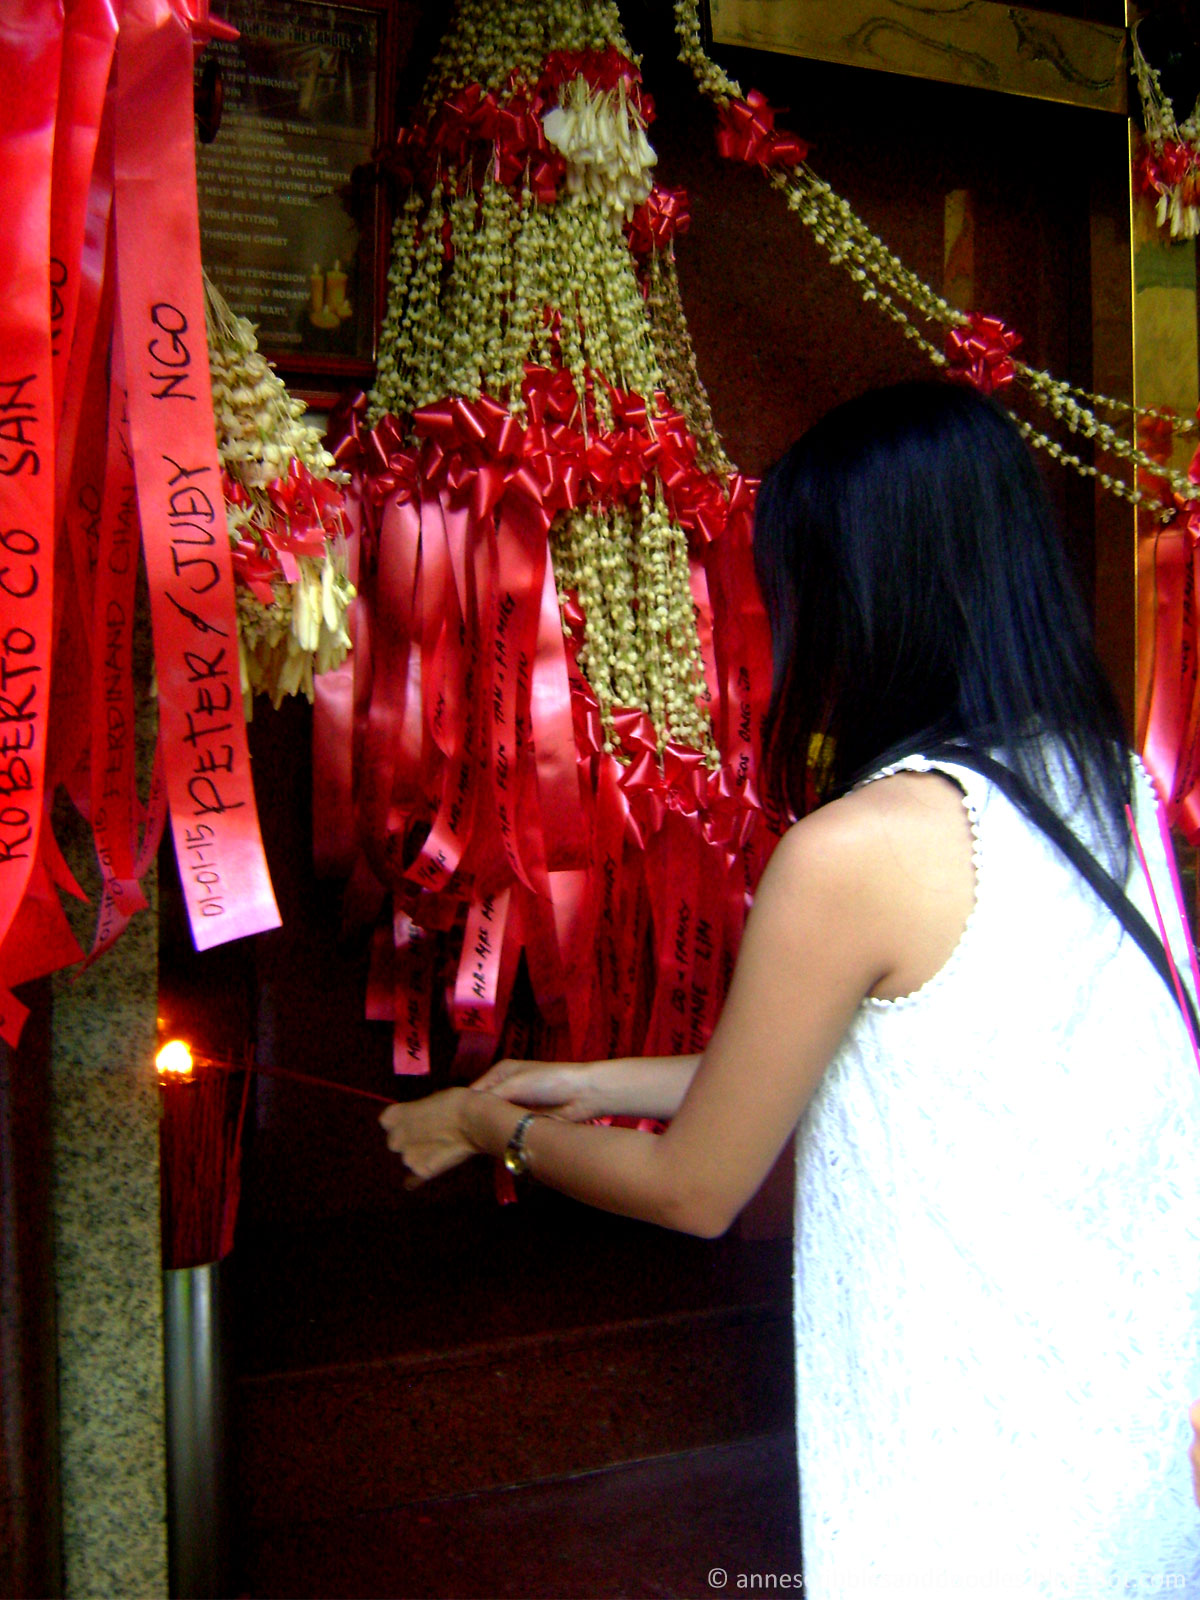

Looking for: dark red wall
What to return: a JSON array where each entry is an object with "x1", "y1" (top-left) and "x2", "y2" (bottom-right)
[{"x1": 160, "y1": 7, "x2": 1128, "y2": 1229}]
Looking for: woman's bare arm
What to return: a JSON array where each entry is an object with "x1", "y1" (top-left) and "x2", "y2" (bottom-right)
[{"x1": 381, "y1": 773, "x2": 973, "y2": 1235}]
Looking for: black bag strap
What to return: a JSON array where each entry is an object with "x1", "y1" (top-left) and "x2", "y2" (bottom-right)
[{"x1": 921, "y1": 744, "x2": 1200, "y2": 1042}]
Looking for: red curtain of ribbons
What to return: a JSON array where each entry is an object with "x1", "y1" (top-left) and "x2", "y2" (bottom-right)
[{"x1": 317, "y1": 383, "x2": 780, "y2": 1079}]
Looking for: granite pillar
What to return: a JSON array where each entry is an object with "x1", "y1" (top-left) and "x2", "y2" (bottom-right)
[
  {"x1": 48, "y1": 585, "x2": 168, "y2": 1598},
  {"x1": 49, "y1": 851, "x2": 167, "y2": 1600}
]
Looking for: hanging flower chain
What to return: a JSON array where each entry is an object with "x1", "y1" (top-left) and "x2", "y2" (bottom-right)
[
  {"x1": 204, "y1": 274, "x2": 354, "y2": 712},
  {"x1": 674, "y1": 0, "x2": 1200, "y2": 513}
]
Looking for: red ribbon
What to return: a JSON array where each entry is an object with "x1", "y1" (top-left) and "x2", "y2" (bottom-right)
[
  {"x1": 945, "y1": 311, "x2": 1022, "y2": 396},
  {"x1": 1143, "y1": 499, "x2": 1200, "y2": 842},
  {"x1": 86, "y1": 333, "x2": 148, "y2": 962},
  {"x1": 50, "y1": 0, "x2": 118, "y2": 429},
  {"x1": 391, "y1": 910, "x2": 434, "y2": 1075},
  {"x1": 0, "y1": 0, "x2": 65, "y2": 1043}
]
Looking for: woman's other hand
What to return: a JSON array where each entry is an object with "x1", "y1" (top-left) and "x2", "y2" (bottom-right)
[
  {"x1": 471, "y1": 1059, "x2": 601, "y2": 1120},
  {"x1": 1190, "y1": 1399, "x2": 1200, "y2": 1505},
  {"x1": 471, "y1": 1055, "x2": 701, "y2": 1121},
  {"x1": 379, "y1": 1088, "x2": 476, "y2": 1187}
]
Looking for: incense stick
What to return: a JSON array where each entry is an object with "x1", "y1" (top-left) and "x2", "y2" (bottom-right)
[{"x1": 192, "y1": 1054, "x2": 396, "y2": 1106}]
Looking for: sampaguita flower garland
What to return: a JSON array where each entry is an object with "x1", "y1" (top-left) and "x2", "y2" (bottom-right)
[
  {"x1": 671, "y1": 0, "x2": 1200, "y2": 840},
  {"x1": 319, "y1": 0, "x2": 1200, "y2": 1078},
  {"x1": 203, "y1": 274, "x2": 354, "y2": 713}
]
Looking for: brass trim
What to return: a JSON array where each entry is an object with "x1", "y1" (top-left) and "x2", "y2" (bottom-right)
[{"x1": 709, "y1": 0, "x2": 1128, "y2": 114}]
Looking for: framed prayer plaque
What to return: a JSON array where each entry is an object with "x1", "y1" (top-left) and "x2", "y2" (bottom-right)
[{"x1": 195, "y1": 0, "x2": 419, "y2": 402}]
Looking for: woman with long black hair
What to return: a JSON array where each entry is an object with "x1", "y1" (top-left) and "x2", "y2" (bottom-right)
[{"x1": 380, "y1": 381, "x2": 1200, "y2": 1595}]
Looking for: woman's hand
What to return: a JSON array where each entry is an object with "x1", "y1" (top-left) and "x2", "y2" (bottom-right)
[
  {"x1": 379, "y1": 1088, "x2": 477, "y2": 1187},
  {"x1": 471, "y1": 1058, "x2": 603, "y2": 1121}
]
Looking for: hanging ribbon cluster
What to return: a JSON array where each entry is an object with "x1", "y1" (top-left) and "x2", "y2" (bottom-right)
[
  {"x1": 316, "y1": 0, "x2": 778, "y2": 1078},
  {"x1": 0, "y1": 0, "x2": 291, "y2": 1044}
]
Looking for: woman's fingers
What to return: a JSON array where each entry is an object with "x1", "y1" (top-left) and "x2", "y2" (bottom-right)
[
  {"x1": 473, "y1": 1060, "x2": 583, "y2": 1109},
  {"x1": 470, "y1": 1057, "x2": 525, "y2": 1092}
]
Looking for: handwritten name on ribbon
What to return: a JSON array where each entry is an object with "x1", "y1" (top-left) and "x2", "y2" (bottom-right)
[{"x1": 115, "y1": 0, "x2": 279, "y2": 950}]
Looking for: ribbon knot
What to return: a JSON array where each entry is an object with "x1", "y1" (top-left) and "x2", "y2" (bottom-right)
[
  {"x1": 715, "y1": 90, "x2": 809, "y2": 169},
  {"x1": 326, "y1": 390, "x2": 370, "y2": 469},
  {"x1": 625, "y1": 185, "x2": 691, "y2": 255},
  {"x1": 945, "y1": 312, "x2": 1021, "y2": 395}
]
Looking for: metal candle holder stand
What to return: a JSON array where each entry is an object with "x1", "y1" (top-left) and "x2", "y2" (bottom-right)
[{"x1": 163, "y1": 1258, "x2": 232, "y2": 1600}]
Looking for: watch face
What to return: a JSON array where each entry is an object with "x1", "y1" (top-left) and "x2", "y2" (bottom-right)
[{"x1": 504, "y1": 1115, "x2": 532, "y2": 1176}]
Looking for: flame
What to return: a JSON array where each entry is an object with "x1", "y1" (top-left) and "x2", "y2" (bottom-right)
[{"x1": 156, "y1": 1039, "x2": 195, "y2": 1079}]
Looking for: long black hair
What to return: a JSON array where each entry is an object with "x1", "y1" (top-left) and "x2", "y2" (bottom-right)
[{"x1": 754, "y1": 380, "x2": 1131, "y2": 868}]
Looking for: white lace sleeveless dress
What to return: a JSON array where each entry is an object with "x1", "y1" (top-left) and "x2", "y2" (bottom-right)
[{"x1": 793, "y1": 751, "x2": 1200, "y2": 1600}]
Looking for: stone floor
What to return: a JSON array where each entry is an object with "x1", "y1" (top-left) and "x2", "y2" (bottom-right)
[{"x1": 238, "y1": 1431, "x2": 801, "y2": 1600}]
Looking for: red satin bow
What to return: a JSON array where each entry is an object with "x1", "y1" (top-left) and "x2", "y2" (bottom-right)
[
  {"x1": 715, "y1": 90, "x2": 809, "y2": 168},
  {"x1": 226, "y1": 458, "x2": 346, "y2": 593},
  {"x1": 1136, "y1": 141, "x2": 1199, "y2": 197},
  {"x1": 945, "y1": 311, "x2": 1021, "y2": 395},
  {"x1": 537, "y1": 45, "x2": 649, "y2": 116},
  {"x1": 382, "y1": 80, "x2": 568, "y2": 205},
  {"x1": 626, "y1": 185, "x2": 691, "y2": 255}
]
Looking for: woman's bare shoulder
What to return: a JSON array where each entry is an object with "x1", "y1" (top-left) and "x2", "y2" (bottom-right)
[
  {"x1": 765, "y1": 771, "x2": 975, "y2": 1000},
  {"x1": 775, "y1": 769, "x2": 969, "y2": 879}
]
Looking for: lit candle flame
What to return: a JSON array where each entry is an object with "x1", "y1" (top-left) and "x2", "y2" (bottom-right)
[{"x1": 156, "y1": 1039, "x2": 195, "y2": 1080}]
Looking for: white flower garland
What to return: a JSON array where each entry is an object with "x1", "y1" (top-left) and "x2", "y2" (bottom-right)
[
  {"x1": 369, "y1": 0, "x2": 733, "y2": 756},
  {"x1": 673, "y1": 0, "x2": 1200, "y2": 515}
]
